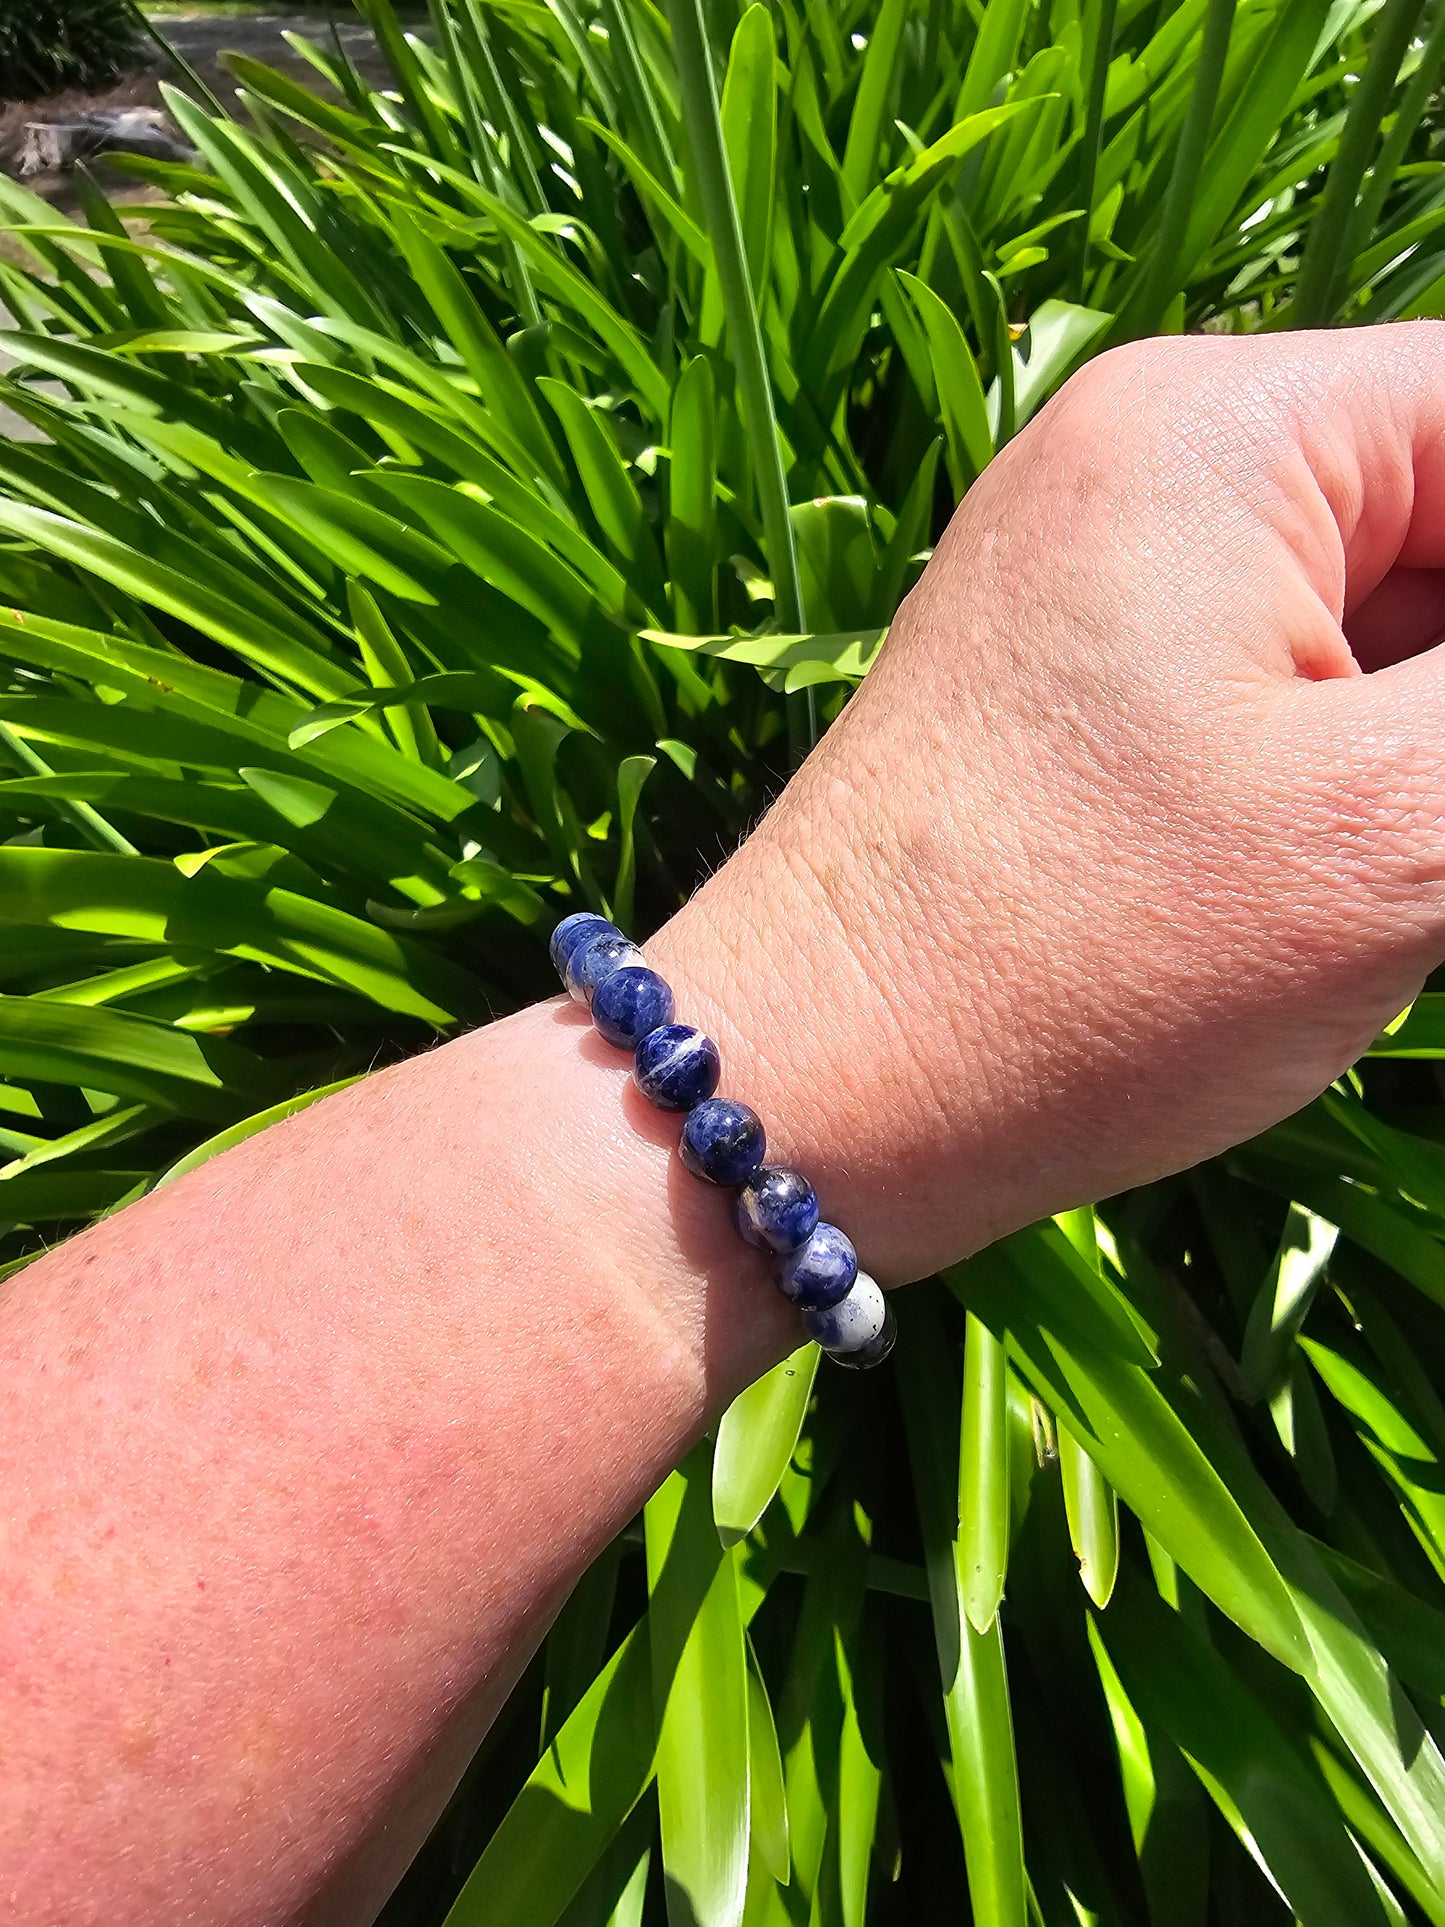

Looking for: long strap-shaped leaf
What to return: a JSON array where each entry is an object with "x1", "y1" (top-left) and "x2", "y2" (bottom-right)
[
  {"x1": 1112, "y1": 0, "x2": 1238, "y2": 340},
  {"x1": 647, "y1": 1442, "x2": 750, "y2": 1927},
  {"x1": 959, "y1": 1310, "x2": 1010, "y2": 1634},
  {"x1": 664, "y1": 0, "x2": 806, "y2": 638},
  {"x1": 442, "y1": 1623, "x2": 655, "y2": 1927},
  {"x1": 1289, "y1": 0, "x2": 1428, "y2": 327},
  {"x1": 899, "y1": 1293, "x2": 1027, "y2": 1927}
]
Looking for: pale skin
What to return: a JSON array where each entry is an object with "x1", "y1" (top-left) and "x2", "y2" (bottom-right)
[{"x1": 5, "y1": 325, "x2": 1445, "y2": 1922}]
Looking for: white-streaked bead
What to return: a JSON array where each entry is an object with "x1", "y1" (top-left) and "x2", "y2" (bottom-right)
[{"x1": 801, "y1": 1270, "x2": 887, "y2": 1352}]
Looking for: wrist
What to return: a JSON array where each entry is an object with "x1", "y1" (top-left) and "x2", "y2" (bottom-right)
[
  {"x1": 641, "y1": 830, "x2": 949, "y2": 1284},
  {"x1": 505, "y1": 999, "x2": 802, "y2": 1412}
]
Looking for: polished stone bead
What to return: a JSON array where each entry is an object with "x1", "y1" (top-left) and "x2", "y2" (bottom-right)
[
  {"x1": 828, "y1": 1311, "x2": 897, "y2": 1370},
  {"x1": 633, "y1": 1024, "x2": 721, "y2": 1111},
  {"x1": 803, "y1": 1270, "x2": 892, "y2": 1364},
  {"x1": 731, "y1": 1166, "x2": 818, "y2": 1253},
  {"x1": 550, "y1": 912, "x2": 616, "y2": 980},
  {"x1": 592, "y1": 966, "x2": 675, "y2": 1050},
  {"x1": 566, "y1": 930, "x2": 644, "y2": 1006},
  {"x1": 679, "y1": 1098, "x2": 766, "y2": 1186},
  {"x1": 774, "y1": 1221, "x2": 857, "y2": 1309}
]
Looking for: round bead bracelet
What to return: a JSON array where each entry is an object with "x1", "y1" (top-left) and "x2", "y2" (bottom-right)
[{"x1": 550, "y1": 912, "x2": 897, "y2": 1371}]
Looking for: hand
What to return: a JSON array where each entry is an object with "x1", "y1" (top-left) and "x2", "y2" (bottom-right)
[{"x1": 650, "y1": 324, "x2": 1445, "y2": 1285}]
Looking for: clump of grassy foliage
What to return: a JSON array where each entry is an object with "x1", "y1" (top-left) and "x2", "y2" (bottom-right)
[
  {"x1": 4, "y1": 2, "x2": 1445, "y2": 1922},
  {"x1": 0, "y1": 0, "x2": 147, "y2": 101}
]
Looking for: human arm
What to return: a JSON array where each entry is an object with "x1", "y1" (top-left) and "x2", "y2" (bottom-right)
[{"x1": 7, "y1": 324, "x2": 1445, "y2": 1922}]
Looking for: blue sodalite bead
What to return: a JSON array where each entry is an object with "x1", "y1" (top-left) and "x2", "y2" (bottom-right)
[
  {"x1": 592, "y1": 966, "x2": 676, "y2": 1050},
  {"x1": 567, "y1": 930, "x2": 644, "y2": 1006},
  {"x1": 731, "y1": 1166, "x2": 818, "y2": 1253},
  {"x1": 802, "y1": 1271, "x2": 893, "y2": 1365},
  {"x1": 679, "y1": 1098, "x2": 766, "y2": 1187},
  {"x1": 551, "y1": 912, "x2": 616, "y2": 980},
  {"x1": 633, "y1": 1024, "x2": 721, "y2": 1111},
  {"x1": 774, "y1": 1221, "x2": 857, "y2": 1308}
]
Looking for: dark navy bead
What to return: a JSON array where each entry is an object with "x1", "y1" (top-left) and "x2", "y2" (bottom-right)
[
  {"x1": 803, "y1": 1271, "x2": 891, "y2": 1363},
  {"x1": 679, "y1": 1098, "x2": 766, "y2": 1186},
  {"x1": 731, "y1": 1166, "x2": 818, "y2": 1253},
  {"x1": 592, "y1": 966, "x2": 675, "y2": 1049},
  {"x1": 633, "y1": 1024, "x2": 721, "y2": 1111},
  {"x1": 550, "y1": 912, "x2": 616, "y2": 979},
  {"x1": 774, "y1": 1222, "x2": 857, "y2": 1308},
  {"x1": 567, "y1": 930, "x2": 644, "y2": 1006}
]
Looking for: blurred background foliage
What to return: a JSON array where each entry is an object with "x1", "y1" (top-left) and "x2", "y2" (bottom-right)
[
  {"x1": 0, "y1": 0, "x2": 148, "y2": 100},
  {"x1": 5, "y1": 0, "x2": 1445, "y2": 1920}
]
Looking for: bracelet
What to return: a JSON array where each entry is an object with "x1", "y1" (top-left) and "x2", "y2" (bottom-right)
[{"x1": 551, "y1": 913, "x2": 897, "y2": 1371}]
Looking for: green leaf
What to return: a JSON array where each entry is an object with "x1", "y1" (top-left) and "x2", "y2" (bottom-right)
[
  {"x1": 540, "y1": 380, "x2": 665, "y2": 610},
  {"x1": 1241, "y1": 1202, "x2": 1338, "y2": 1401},
  {"x1": 841, "y1": 0, "x2": 909, "y2": 209},
  {"x1": 0, "y1": 995, "x2": 279, "y2": 1121},
  {"x1": 1010, "y1": 299, "x2": 1113, "y2": 428},
  {"x1": 611, "y1": 753, "x2": 657, "y2": 934},
  {"x1": 956, "y1": 1232, "x2": 1309, "y2": 1672},
  {"x1": 640, "y1": 628, "x2": 886, "y2": 681},
  {"x1": 897, "y1": 270, "x2": 995, "y2": 488},
  {"x1": 245, "y1": 472, "x2": 455, "y2": 604},
  {"x1": 1100, "y1": 1568, "x2": 1398, "y2": 1927},
  {"x1": 443, "y1": 1626, "x2": 655, "y2": 1927},
  {"x1": 1301, "y1": 1337, "x2": 1435, "y2": 1460},
  {"x1": 666, "y1": 0, "x2": 806, "y2": 634},
  {"x1": 0, "y1": 498, "x2": 350, "y2": 700},
  {"x1": 959, "y1": 1310, "x2": 1010, "y2": 1634},
  {"x1": 713, "y1": 1342, "x2": 819, "y2": 1547},
  {"x1": 364, "y1": 472, "x2": 606, "y2": 646},
  {"x1": 956, "y1": 0, "x2": 1031, "y2": 120},
  {"x1": 899, "y1": 1292, "x2": 1027, "y2": 1927},
  {"x1": 718, "y1": 5, "x2": 778, "y2": 302},
  {"x1": 665, "y1": 355, "x2": 718, "y2": 633},
  {"x1": 393, "y1": 219, "x2": 565, "y2": 490},
  {"x1": 1369, "y1": 994, "x2": 1445, "y2": 1055},
  {"x1": 1178, "y1": 0, "x2": 1327, "y2": 278},
  {"x1": 646, "y1": 1443, "x2": 750, "y2": 1927},
  {"x1": 1058, "y1": 1427, "x2": 1120, "y2": 1609},
  {"x1": 745, "y1": 1637, "x2": 789, "y2": 1886},
  {"x1": 1289, "y1": 0, "x2": 1429, "y2": 326},
  {"x1": 788, "y1": 497, "x2": 877, "y2": 631},
  {"x1": 0, "y1": 1168, "x2": 149, "y2": 1225},
  {"x1": 0, "y1": 846, "x2": 478, "y2": 1026},
  {"x1": 804, "y1": 103, "x2": 1040, "y2": 421}
]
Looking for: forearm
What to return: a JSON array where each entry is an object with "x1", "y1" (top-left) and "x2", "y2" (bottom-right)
[{"x1": 0, "y1": 945, "x2": 813, "y2": 1924}]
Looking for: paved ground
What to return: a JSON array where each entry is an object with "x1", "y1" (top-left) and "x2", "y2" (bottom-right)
[{"x1": 154, "y1": 11, "x2": 389, "y2": 87}]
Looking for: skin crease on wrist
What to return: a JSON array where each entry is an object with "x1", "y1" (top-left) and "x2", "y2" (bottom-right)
[{"x1": 9, "y1": 323, "x2": 1445, "y2": 1923}]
